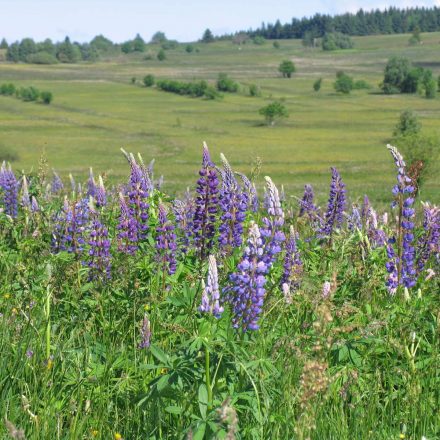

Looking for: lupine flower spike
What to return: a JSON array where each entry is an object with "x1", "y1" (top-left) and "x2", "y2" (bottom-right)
[
  {"x1": 200, "y1": 255, "x2": 224, "y2": 318},
  {"x1": 224, "y1": 222, "x2": 268, "y2": 331},
  {"x1": 385, "y1": 145, "x2": 416, "y2": 294},
  {"x1": 320, "y1": 167, "x2": 346, "y2": 238},
  {"x1": 218, "y1": 153, "x2": 248, "y2": 251},
  {"x1": 192, "y1": 142, "x2": 219, "y2": 258}
]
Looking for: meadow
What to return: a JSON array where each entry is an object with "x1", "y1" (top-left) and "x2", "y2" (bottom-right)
[
  {"x1": 0, "y1": 32, "x2": 439, "y2": 203},
  {"x1": 0, "y1": 31, "x2": 439, "y2": 440}
]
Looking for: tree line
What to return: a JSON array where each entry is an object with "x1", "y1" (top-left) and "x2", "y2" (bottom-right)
[{"x1": 227, "y1": 6, "x2": 440, "y2": 40}]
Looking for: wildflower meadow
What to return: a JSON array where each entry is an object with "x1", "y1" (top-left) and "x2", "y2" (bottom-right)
[{"x1": 0, "y1": 142, "x2": 439, "y2": 439}]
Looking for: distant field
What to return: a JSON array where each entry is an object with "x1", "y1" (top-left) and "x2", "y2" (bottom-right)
[{"x1": 0, "y1": 32, "x2": 439, "y2": 203}]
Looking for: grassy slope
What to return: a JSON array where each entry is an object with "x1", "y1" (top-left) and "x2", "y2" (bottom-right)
[{"x1": 0, "y1": 32, "x2": 439, "y2": 203}]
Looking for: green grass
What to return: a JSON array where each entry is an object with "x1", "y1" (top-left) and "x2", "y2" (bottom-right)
[{"x1": 0, "y1": 32, "x2": 439, "y2": 203}]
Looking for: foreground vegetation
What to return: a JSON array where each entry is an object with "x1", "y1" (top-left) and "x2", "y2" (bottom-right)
[{"x1": 0, "y1": 141, "x2": 439, "y2": 439}]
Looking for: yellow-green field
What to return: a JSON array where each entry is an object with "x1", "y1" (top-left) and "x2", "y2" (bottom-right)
[{"x1": 0, "y1": 32, "x2": 439, "y2": 202}]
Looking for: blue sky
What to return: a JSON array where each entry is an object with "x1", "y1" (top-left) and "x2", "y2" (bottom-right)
[{"x1": 1, "y1": 0, "x2": 439, "y2": 43}]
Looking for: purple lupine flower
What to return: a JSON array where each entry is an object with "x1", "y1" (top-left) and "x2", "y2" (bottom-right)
[
  {"x1": 260, "y1": 176, "x2": 285, "y2": 267},
  {"x1": 116, "y1": 193, "x2": 138, "y2": 255},
  {"x1": 192, "y1": 143, "x2": 219, "y2": 258},
  {"x1": 118, "y1": 152, "x2": 151, "y2": 250},
  {"x1": 218, "y1": 154, "x2": 248, "y2": 251},
  {"x1": 236, "y1": 172, "x2": 259, "y2": 213},
  {"x1": 348, "y1": 205, "x2": 362, "y2": 231},
  {"x1": 52, "y1": 197, "x2": 90, "y2": 254},
  {"x1": 320, "y1": 168, "x2": 346, "y2": 238},
  {"x1": 0, "y1": 163, "x2": 18, "y2": 218},
  {"x1": 281, "y1": 226, "x2": 303, "y2": 295},
  {"x1": 138, "y1": 314, "x2": 151, "y2": 349},
  {"x1": 31, "y1": 196, "x2": 40, "y2": 213},
  {"x1": 298, "y1": 184, "x2": 317, "y2": 217},
  {"x1": 223, "y1": 222, "x2": 268, "y2": 331},
  {"x1": 51, "y1": 171, "x2": 64, "y2": 194},
  {"x1": 87, "y1": 168, "x2": 96, "y2": 198},
  {"x1": 416, "y1": 202, "x2": 440, "y2": 272},
  {"x1": 200, "y1": 255, "x2": 224, "y2": 318},
  {"x1": 156, "y1": 204, "x2": 177, "y2": 275},
  {"x1": 386, "y1": 145, "x2": 416, "y2": 294},
  {"x1": 85, "y1": 211, "x2": 111, "y2": 281},
  {"x1": 94, "y1": 176, "x2": 107, "y2": 208}
]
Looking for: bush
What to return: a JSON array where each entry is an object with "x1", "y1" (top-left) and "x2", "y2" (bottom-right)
[
  {"x1": 131, "y1": 77, "x2": 136, "y2": 84},
  {"x1": 157, "y1": 49, "x2": 166, "y2": 61},
  {"x1": 381, "y1": 57, "x2": 429, "y2": 95},
  {"x1": 216, "y1": 73, "x2": 239, "y2": 93},
  {"x1": 40, "y1": 91, "x2": 53, "y2": 104},
  {"x1": 249, "y1": 84, "x2": 261, "y2": 97},
  {"x1": 185, "y1": 44, "x2": 194, "y2": 53},
  {"x1": 353, "y1": 80, "x2": 371, "y2": 90},
  {"x1": 273, "y1": 41, "x2": 280, "y2": 49},
  {"x1": 143, "y1": 74, "x2": 155, "y2": 87},
  {"x1": 421, "y1": 70, "x2": 436, "y2": 99},
  {"x1": 18, "y1": 86, "x2": 40, "y2": 102},
  {"x1": 253, "y1": 36, "x2": 266, "y2": 45},
  {"x1": 156, "y1": 79, "x2": 215, "y2": 99},
  {"x1": 313, "y1": 78, "x2": 322, "y2": 92},
  {"x1": 334, "y1": 72, "x2": 353, "y2": 94},
  {"x1": 0, "y1": 83, "x2": 16, "y2": 96},
  {"x1": 203, "y1": 86, "x2": 222, "y2": 100},
  {"x1": 278, "y1": 60, "x2": 296, "y2": 78},
  {"x1": 322, "y1": 32, "x2": 354, "y2": 51},
  {"x1": 259, "y1": 101, "x2": 288, "y2": 125},
  {"x1": 26, "y1": 51, "x2": 58, "y2": 64},
  {"x1": 393, "y1": 110, "x2": 421, "y2": 137}
]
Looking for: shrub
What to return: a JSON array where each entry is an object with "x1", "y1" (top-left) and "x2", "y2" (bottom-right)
[
  {"x1": 203, "y1": 86, "x2": 222, "y2": 100},
  {"x1": 157, "y1": 49, "x2": 166, "y2": 61},
  {"x1": 393, "y1": 110, "x2": 421, "y2": 137},
  {"x1": 259, "y1": 101, "x2": 288, "y2": 125},
  {"x1": 18, "y1": 86, "x2": 40, "y2": 102},
  {"x1": 421, "y1": 70, "x2": 436, "y2": 99},
  {"x1": 334, "y1": 72, "x2": 353, "y2": 94},
  {"x1": 249, "y1": 84, "x2": 261, "y2": 97},
  {"x1": 185, "y1": 44, "x2": 194, "y2": 53},
  {"x1": 143, "y1": 74, "x2": 155, "y2": 87},
  {"x1": 273, "y1": 41, "x2": 280, "y2": 49},
  {"x1": 381, "y1": 57, "x2": 429, "y2": 94},
  {"x1": 0, "y1": 83, "x2": 16, "y2": 96},
  {"x1": 216, "y1": 73, "x2": 239, "y2": 93},
  {"x1": 131, "y1": 77, "x2": 136, "y2": 84},
  {"x1": 313, "y1": 78, "x2": 322, "y2": 92},
  {"x1": 40, "y1": 91, "x2": 53, "y2": 104},
  {"x1": 322, "y1": 32, "x2": 354, "y2": 51},
  {"x1": 156, "y1": 79, "x2": 214, "y2": 99},
  {"x1": 26, "y1": 51, "x2": 58, "y2": 64},
  {"x1": 278, "y1": 60, "x2": 295, "y2": 78},
  {"x1": 253, "y1": 36, "x2": 266, "y2": 45}
]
